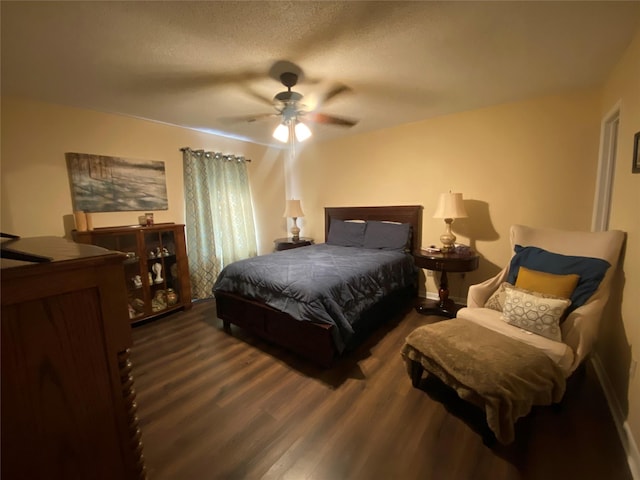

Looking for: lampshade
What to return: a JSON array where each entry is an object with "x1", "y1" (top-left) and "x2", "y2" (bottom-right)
[
  {"x1": 273, "y1": 123, "x2": 289, "y2": 143},
  {"x1": 273, "y1": 120, "x2": 312, "y2": 143},
  {"x1": 294, "y1": 122, "x2": 312, "y2": 141},
  {"x1": 433, "y1": 192, "x2": 468, "y2": 219},
  {"x1": 433, "y1": 192, "x2": 467, "y2": 252},
  {"x1": 283, "y1": 199, "x2": 304, "y2": 218}
]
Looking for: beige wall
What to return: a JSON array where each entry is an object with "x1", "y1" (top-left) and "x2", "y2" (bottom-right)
[
  {"x1": 295, "y1": 89, "x2": 601, "y2": 300},
  {"x1": 599, "y1": 29, "x2": 640, "y2": 453},
  {"x1": 0, "y1": 97, "x2": 286, "y2": 255},
  {"x1": 292, "y1": 30, "x2": 639, "y2": 457}
]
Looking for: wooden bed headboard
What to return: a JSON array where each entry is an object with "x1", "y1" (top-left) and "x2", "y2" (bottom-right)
[{"x1": 324, "y1": 205, "x2": 423, "y2": 253}]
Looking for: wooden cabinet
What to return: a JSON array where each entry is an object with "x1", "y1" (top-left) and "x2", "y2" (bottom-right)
[
  {"x1": 1, "y1": 236, "x2": 146, "y2": 480},
  {"x1": 73, "y1": 223, "x2": 192, "y2": 323}
]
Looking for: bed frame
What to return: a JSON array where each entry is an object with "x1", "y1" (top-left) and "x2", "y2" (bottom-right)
[{"x1": 215, "y1": 205, "x2": 423, "y2": 367}]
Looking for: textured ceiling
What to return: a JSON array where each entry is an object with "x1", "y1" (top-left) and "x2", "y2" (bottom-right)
[{"x1": 2, "y1": 1, "x2": 639, "y2": 146}]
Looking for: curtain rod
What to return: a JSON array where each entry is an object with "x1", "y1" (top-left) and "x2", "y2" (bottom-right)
[{"x1": 179, "y1": 147, "x2": 251, "y2": 162}]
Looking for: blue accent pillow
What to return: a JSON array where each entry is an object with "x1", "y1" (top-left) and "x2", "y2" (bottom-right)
[
  {"x1": 327, "y1": 219, "x2": 366, "y2": 247},
  {"x1": 363, "y1": 221, "x2": 411, "y2": 252},
  {"x1": 507, "y1": 245, "x2": 611, "y2": 312}
]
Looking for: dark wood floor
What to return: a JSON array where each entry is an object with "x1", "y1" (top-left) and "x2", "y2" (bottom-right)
[{"x1": 130, "y1": 299, "x2": 631, "y2": 480}]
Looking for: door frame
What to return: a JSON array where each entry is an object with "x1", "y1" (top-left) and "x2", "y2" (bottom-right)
[{"x1": 591, "y1": 101, "x2": 620, "y2": 232}]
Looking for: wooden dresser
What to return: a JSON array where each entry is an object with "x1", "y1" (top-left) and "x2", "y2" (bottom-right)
[{"x1": 1, "y1": 236, "x2": 146, "y2": 479}]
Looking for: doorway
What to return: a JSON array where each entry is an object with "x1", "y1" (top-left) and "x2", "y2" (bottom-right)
[{"x1": 591, "y1": 103, "x2": 620, "y2": 232}]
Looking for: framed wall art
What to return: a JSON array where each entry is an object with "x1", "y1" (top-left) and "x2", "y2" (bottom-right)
[
  {"x1": 633, "y1": 131, "x2": 640, "y2": 174},
  {"x1": 66, "y1": 152, "x2": 169, "y2": 212}
]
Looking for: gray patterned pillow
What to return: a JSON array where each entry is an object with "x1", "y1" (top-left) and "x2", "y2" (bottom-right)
[
  {"x1": 501, "y1": 285, "x2": 570, "y2": 341},
  {"x1": 484, "y1": 282, "x2": 512, "y2": 312},
  {"x1": 484, "y1": 281, "x2": 567, "y2": 314}
]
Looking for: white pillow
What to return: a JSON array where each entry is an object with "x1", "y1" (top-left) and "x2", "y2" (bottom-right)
[
  {"x1": 485, "y1": 281, "x2": 563, "y2": 313},
  {"x1": 501, "y1": 285, "x2": 571, "y2": 342}
]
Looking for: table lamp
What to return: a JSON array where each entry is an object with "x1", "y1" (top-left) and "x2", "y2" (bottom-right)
[
  {"x1": 283, "y1": 199, "x2": 305, "y2": 241},
  {"x1": 433, "y1": 192, "x2": 468, "y2": 252}
]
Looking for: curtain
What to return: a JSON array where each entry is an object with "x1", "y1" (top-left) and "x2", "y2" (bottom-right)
[{"x1": 183, "y1": 149, "x2": 257, "y2": 299}]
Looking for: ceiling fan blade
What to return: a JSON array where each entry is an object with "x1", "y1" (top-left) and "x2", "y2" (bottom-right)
[
  {"x1": 322, "y1": 84, "x2": 352, "y2": 104},
  {"x1": 127, "y1": 70, "x2": 267, "y2": 93},
  {"x1": 219, "y1": 112, "x2": 278, "y2": 124},
  {"x1": 304, "y1": 112, "x2": 358, "y2": 127},
  {"x1": 239, "y1": 85, "x2": 274, "y2": 107},
  {"x1": 303, "y1": 83, "x2": 352, "y2": 111}
]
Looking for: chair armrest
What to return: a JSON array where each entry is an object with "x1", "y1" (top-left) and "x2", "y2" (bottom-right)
[
  {"x1": 467, "y1": 266, "x2": 509, "y2": 308},
  {"x1": 561, "y1": 295, "x2": 607, "y2": 372}
]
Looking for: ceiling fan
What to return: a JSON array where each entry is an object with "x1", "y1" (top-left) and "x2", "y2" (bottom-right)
[{"x1": 225, "y1": 65, "x2": 358, "y2": 143}]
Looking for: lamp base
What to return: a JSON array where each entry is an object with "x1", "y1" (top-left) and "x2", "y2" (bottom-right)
[
  {"x1": 440, "y1": 218, "x2": 456, "y2": 252},
  {"x1": 290, "y1": 218, "x2": 300, "y2": 242},
  {"x1": 440, "y1": 243, "x2": 455, "y2": 253}
]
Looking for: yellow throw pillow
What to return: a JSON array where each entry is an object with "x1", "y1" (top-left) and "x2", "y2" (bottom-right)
[{"x1": 515, "y1": 266, "x2": 579, "y2": 299}]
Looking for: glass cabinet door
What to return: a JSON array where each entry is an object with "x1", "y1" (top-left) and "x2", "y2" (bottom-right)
[
  {"x1": 160, "y1": 230, "x2": 181, "y2": 308},
  {"x1": 144, "y1": 230, "x2": 181, "y2": 314},
  {"x1": 91, "y1": 233, "x2": 146, "y2": 321}
]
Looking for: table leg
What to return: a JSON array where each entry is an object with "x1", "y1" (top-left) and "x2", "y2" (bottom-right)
[
  {"x1": 415, "y1": 269, "x2": 460, "y2": 318},
  {"x1": 438, "y1": 270, "x2": 449, "y2": 308}
]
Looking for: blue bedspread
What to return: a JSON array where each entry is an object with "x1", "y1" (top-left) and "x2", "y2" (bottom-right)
[{"x1": 213, "y1": 243, "x2": 417, "y2": 352}]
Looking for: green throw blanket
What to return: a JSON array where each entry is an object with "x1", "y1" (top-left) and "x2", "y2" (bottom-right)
[{"x1": 401, "y1": 318, "x2": 566, "y2": 444}]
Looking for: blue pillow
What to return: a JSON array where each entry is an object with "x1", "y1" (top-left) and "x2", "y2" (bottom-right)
[
  {"x1": 327, "y1": 219, "x2": 366, "y2": 247},
  {"x1": 363, "y1": 221, "x2": 411, "y2": 252},
  {"x1": 507, "y1": 245, "x2": 610, "y2": 312}
]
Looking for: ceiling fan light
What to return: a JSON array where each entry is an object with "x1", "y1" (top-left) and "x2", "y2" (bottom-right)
[
  {"x1": 295, "y1": 121, "x2": 312, "y2": 142},
  {"x1": 273, "y1": 123, "x2": 289, "y2": 143}
]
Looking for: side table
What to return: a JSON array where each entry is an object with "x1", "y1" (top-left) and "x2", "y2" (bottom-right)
[
  {"x1": 413, "y1": 248, "x2": 479, "y2": 318},
  {"x1": 274, "y1": 237, "x2": 314, "y2": 251}
]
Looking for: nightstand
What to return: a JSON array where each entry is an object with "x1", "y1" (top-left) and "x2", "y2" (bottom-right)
[
  {"x1": 274, "y1": 237, "x2": 314, "y2": 251},
  {"x1": 413, "y1": 248, "x2": 479, "y2": 318}
]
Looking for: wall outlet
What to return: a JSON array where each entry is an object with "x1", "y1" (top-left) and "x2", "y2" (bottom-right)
[{"x1": 630, "y1": 358, "x2": 638, "y2": 380}]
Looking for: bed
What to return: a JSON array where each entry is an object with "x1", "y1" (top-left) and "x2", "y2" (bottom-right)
[{"x1": 214, "y1": 205, "x2": 423, "y2": 367}]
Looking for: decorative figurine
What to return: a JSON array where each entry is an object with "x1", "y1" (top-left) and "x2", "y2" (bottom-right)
[
  {"x1": 152, "y1": 262, "x2": 163, "y2": 284},
  {"x1": 166, "y1": 288, "x2": 178, "y2": 306},
  {"x1": 152, "y1": 290, "x2": 166, "y2": 312},
  {"x1": 149, "y1": 250, "x2": 156, "y2": 259},
  {"x1": 161, "y1": 247, "x2": 170, "y2": 257},
  {"x1": 132, "y1": 275, "x2": 142, "y2": 288},
  {"x1": 131, "y1": 298, "x2": 145, "y2": 313}
]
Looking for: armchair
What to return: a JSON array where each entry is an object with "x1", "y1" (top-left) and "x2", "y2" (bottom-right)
[{"x1": 401, "y1": 224, "x2": 625, "y2": 444}]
